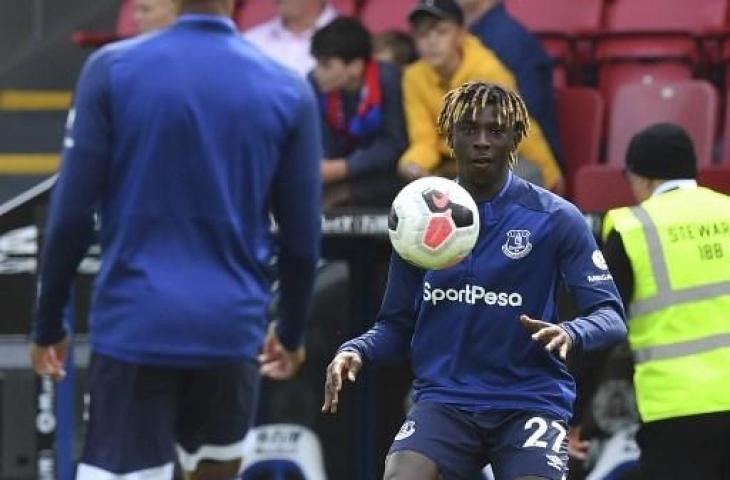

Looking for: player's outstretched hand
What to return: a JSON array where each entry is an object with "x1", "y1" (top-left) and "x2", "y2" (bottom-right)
[
  {"x1": 258, "y1": 323, "x2": 306, "y2": 380},
  {"x1": 322, "y1": 350, "x2": 362, "y2": 414},
  {"x1": 29, "y1": 336, "x2": 69, "y2": 381},
  {"x1": 519, "y1": 314, "x2": 573, "y2": 360}
]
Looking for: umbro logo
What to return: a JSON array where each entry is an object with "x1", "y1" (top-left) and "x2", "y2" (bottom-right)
[
  {"x1": 394, "y1": 420, "x2": 416, "y2": 441},
  {"x1": 546, "y1": 454, "x2": 564, "y2": 471}
]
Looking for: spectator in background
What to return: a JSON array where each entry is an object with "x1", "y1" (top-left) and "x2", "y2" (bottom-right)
[
  {"x1": 245, "y1": 0, "x2": 338, "y2": 77},
  {"x1": 457, "y1": 0, "x2": 563, "y2": 168},
  {"x1": 373, "y1": 31, "x2": 417, "y2": 68},
  {"x1": 602, "y1": 123, "x2": 730, "y2": 479},
  {"x1": 309, "y1": 17, "x2": 407, "y2": 185},
  {"x1": 399, "y1": 0, "x2": 562, "y2": 191},
  {"x1": 132, "y1": 0, "x2": 177, "y2": 33}
]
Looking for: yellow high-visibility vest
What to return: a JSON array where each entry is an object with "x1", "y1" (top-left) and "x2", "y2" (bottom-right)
[{"x1": 603, "y1": 186, "x2": 730, "y2": 423}]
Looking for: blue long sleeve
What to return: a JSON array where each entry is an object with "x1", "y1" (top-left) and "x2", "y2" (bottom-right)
[
  {"x1": 273, "y1": 86, "x2": 323, "y2": 351},
  {"x1": 554, "y1": 204, "x2": 627, "y2": 351},
  {"x1": 339, "y1": 253, "x2": 423, "y2": 362},
  {"x1": 32, "y1": 51, "x2": 110, "y2": 345},
  {"x1": 561, "y1": 306, "x2": 626, "y2": 352}
]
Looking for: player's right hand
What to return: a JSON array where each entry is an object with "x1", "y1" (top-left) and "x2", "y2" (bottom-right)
[{"x1": 322, "y1": 350, "x2": 362, "y2": 414}]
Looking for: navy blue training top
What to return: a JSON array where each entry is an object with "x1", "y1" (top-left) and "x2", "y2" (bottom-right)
[
  {"x1": 341, "y1": 174, "x2": 626, "y2": 420},
  {"x1": 33, "y1": 15, "x2": 322, "y2": 365}
]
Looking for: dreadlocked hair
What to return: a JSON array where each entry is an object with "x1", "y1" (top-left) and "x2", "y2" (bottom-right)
[{"x1": 437, "y1": 81, "x2": 530, "y2": 168}]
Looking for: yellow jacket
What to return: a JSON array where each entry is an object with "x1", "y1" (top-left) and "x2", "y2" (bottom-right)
[{"x1": 401, "y1": 34, "x2": 561, "y2": 188}]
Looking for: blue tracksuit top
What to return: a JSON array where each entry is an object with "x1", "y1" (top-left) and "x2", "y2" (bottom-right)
[
  {"x1": 32, "y1": 15, "x2": 322, "y2": 365},
  {"x1": 341, "y1": 173, "x2": 626, "y2": 420}
]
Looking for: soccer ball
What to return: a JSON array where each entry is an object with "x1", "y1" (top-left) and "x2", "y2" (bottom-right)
[{"x1": 388, "y1": 177, "x2": 480, "y2": 270}]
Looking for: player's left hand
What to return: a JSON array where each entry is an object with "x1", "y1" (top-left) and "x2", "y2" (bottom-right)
[
  {"x1": 322, "y1": 350, "x2": 362, "y2": 414},
  {"x1": 519, "y1": 314, "x2": 573, "y2": 360}
]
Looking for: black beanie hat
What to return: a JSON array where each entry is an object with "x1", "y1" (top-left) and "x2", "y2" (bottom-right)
[{"x1": 625, "y1": 123, "x2": 697, "y2": 180}]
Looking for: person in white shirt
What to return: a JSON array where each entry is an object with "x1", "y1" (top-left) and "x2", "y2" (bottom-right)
[{"x1": 244, "y1": 0, "x2": 338, "y2": 77}]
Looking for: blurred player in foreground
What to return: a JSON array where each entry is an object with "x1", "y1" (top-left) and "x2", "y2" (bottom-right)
[
  {"x1": 323, "y1": 82, "x2": 626, "y2": 480},
  {"x1": 29, "y1": 0, "x2": 322, "y2": 478}
]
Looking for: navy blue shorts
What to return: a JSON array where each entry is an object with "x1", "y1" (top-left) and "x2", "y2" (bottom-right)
[
  {"x1": 77, "y1": 353, "x2": 259, "y2": 478},
  {"x1": 388, "y1": 402, "x2": 569, "y2": 480}
]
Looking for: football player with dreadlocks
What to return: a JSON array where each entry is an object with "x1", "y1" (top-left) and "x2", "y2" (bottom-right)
[{"x1": 322, "y1": 82, "x2": 626, "y2": 480}]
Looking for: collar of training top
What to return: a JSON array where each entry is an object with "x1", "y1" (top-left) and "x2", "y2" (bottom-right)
[{"x1": 176, "y1": 14, "x2": 237, "y2": 33}]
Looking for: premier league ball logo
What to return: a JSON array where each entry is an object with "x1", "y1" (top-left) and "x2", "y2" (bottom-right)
[
  {"x1": 388, "y1": 177, "x2": 480, "y2": 270},
  {"x1": 420, "y1": 188, "x2": 475, "y2": 250}
]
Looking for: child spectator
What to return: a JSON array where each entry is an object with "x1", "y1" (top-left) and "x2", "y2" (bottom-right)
[{"x1": 310, "y1": 17, "x2": 408, "y2": 186}]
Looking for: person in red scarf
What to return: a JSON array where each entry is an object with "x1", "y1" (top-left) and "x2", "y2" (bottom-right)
[{"x1": 310, "y1": 17, "x2": 407, "y2": 188}]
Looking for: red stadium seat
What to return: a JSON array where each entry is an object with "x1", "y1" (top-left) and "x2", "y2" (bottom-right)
[
  {"x1": 720, "y1": 38, "x2": 730, "y2": 90},
  {"x1": 595, "y1": 0, "x2": 727, "y2": 81},
  {"x1": 721, "y1": 94, "x2": 730, "y2": 164},
  {"x1": 604, "y1": 0, "x2": 727, "y2": 33},
  {"x1": 699, "y1": 167, "x2": 730, "y2": 194},
  {"x1": 606, "y1": 81, "x2": 718, "y2": 166},
  {"x1": 505, "y1": 0, "x2": 603, "y2": 34},
  {"x1": 359, "y1": 0, "x2": 413, "y2": 34},
  {"x1": 555, "y1": 88, "x2": 604, "y2": 199},
  {"x1": 505, "y1": 0, "x2": 603, "y2": 77},
  {"x1": 552, "y1": 65, "x2": 567, "y2": 88},
  {"x1": 597, "y1": 61, "x2": 693, "y2": 107},
  {"x1": 573, "y1": 165, "x2": 634, "y2": 213}
]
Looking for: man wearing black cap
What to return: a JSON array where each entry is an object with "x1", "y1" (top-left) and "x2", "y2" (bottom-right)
[{"x1": 601, "y1": 123, "x2": 730, "y2": 480}]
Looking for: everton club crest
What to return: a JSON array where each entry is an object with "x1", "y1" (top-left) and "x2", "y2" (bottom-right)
[{"x1": 502, "y1": 229, "x2": 532, "y2": 259}]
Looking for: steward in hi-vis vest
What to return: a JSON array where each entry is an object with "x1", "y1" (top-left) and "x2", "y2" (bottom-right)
[{"x1": 603, "y1": 123, "x2": 730, "y2": 480}]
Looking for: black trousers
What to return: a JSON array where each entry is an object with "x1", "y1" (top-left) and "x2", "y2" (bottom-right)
[{"x1": 637, "y1": 411, "x2": 730, "y2": 480}]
